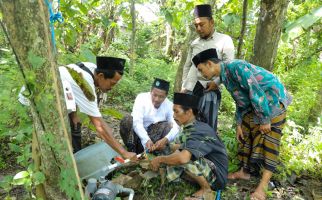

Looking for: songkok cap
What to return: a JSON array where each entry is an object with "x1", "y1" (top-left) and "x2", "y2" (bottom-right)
[
  {"x1": 194, "y1": 4, "x2": 213, "y2": 18},
  {"x1": 192, "y1": 81, "x2": 205, "y2": 98},
  {"x1": 96, "y1": 56, "x2": 125, "y2": 71},
  {"x1": 192, "y1": 48, "x2": 218, "y2": 67},
  {"x1": 152, "y1": 78, "x2": 170, "y2": 92},
  {"x1": 173, "y1": 93, "x2": 199, "y2": 109}
]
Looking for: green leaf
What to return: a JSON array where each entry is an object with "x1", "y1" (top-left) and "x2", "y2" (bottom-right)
[
  {"x1": 79, "y1": 46, "x2": 96, "y2": 63},
  {"x1": 165, "y1": 10, "x2": 173, "y2": 24},
  {"x1": 32, "y1": 171, "x2": 46, "y2": 185},
  {"x1": 0, "y1": 175, "x2": 13, "y2": 191},
  {"x1": 12, "y1": 171, "x2": 30, "y2": 186},
  {"x1": 283, "y1": 6, "x2": 322, "y2": 41},
  {"x1": 77, "y1": 3, "x2": 88, "y2": 14},
  {"x1": 27, "y1": 51, "x2": 46, "y2": 69},
  {"x1": 101, "y1": 16, "x2": 110, "y2": 27},
  {"x1": 8, "y1": 143, "x2": 21, "y2": 153},
  {"x1": 101, "y1": 108, "x2": 124, "y2": 120}
]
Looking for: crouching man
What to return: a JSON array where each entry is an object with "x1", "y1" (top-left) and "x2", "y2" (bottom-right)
[
  {"x1": 120, "y1": 78, "x2": 180, "y2": 154},
  {"x1": 150, "y1": 93, "x2": 228, "y2": 199}
]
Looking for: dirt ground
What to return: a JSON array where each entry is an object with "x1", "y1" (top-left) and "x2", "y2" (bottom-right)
[{"x1": 1, "y1": 112, "x2": 321, "y2": 200}]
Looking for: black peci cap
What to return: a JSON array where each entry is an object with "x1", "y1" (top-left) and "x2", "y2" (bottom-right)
[
  {"x1": 192, "y1": 48, "x2": 218, "y2": 67},
  {"x1": 152, "y1": 78, "x2": 170, "y2": 92},
  {"x1": 96, "y1": 56, "x2": 126, "y2": 71},
  {"x1": 173, "y1": 93, "x2": 199, "y2": 109},
  {"x1": 194, "y1": 4, "x2": 213, "y2": 18}
]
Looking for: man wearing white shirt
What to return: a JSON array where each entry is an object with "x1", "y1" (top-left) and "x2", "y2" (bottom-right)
[
  {"x1": 181, "y1": 4, "x2": 235, "y2": 132},
  {"x1": 120, "y1": 78, "x2": 180, "y2": 154},
  {"x1": 19, "y1": 57, "x2": 136, "y2": 159},
  {"x1": 56, "y1": 57, "x2": 136, "y2": 159}
]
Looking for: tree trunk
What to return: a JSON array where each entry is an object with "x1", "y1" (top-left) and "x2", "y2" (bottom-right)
[
  {"x1": 251, "y1": 0, "x2": 289, "y2": 71},
  {"x1": 164, "y1": 23, "x2": 175, "y2": 57},
  {"x1": 129, "y1": 0, "x2": 136, "y2": 74},
  {"x1": 103, "y1": 3, "x2": 117, "y2": 49},
  {"x1": 237, "y1": 0, "x2": 248, "y2": 59},
  {"x1": 0, "y1": 1, "x2": 84, "y2": 199},
  {"x1": 174, "y1": 25, "x2": 196, "y2": 92}
]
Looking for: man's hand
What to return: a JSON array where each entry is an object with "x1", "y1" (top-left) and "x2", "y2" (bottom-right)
[
  {"x1": 150, "y1": 156, "x2": 163, "y2": 171},
  {"x1": 152, "y1": 137, "x2": 168, "y2": 151},
  {"x1": 236, "y1": 125, "x2": 244, "y2": 143},
  {"x1": 145, "y1": 140, "x2": 154, "y2": 151},
  {"x1": 259, "y1": 123, "x2": 271, "y2": 134},
  {"x1": 205, "y1": 81, "x2": 218, "y2": 92},
  {"x1": 170, "y1": 144, "x2": 180, "y2": 153},
  {"x1": 180, "y1": 88, "x2": 189, "y2": 93},
  {"x1": 122, "y1": 151, "x2": 138, "y2": 161}
]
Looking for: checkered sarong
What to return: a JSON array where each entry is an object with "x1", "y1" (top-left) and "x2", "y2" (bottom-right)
[
  {"x1": 166, "y1": 157, "x2": 217, "y2": 190},
  {"x1": 120, "y1": 115, "x2": 172, "y2": 154}
]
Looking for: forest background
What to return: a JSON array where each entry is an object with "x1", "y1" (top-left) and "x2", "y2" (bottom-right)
[{"x1": 0, "y1": 0, "x2": 321, "y2": 199}]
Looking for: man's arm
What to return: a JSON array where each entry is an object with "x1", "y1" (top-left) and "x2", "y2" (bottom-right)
[
  {"x1": 152, "y1": 103, "x2": 180, "y2": 151},
  {"x1": 181, "y1": 46, "x2": 193, "y2": 91},
  {"x1": 150, "y1": 150, "x2": 191, "y2": 171},
  {"x1": 132, "y1": 94, "x2": 152, "y2": 149},
  {"x1": 221, "y1": 35, "x2": 235, "y2": 61},
  {"x1": 90, "y1": 116, "x2": 136, "y2": 159}
]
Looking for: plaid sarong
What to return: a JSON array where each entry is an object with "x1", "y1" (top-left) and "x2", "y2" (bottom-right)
[
  {"x1": 120, "y1": 115, "x2": 172, "y2": 154},
  {"x1": 238, "y1": 109, "x2": 287, "y2": 174},
  {"x1": 166, "y1": 157, "x2": 217, "y2": 190}
]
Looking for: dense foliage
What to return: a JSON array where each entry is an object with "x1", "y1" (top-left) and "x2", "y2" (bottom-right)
[{"x1": 0, "y1": 0, "x2": 321, "y2": 198}]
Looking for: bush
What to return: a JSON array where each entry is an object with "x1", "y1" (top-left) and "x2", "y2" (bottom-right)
[
  {"x1": 107, "y1": 57, "x2": 177, "y2": 111},
  {"x1": 278, "y1": 121, "x2": 322, "y2": 179}
]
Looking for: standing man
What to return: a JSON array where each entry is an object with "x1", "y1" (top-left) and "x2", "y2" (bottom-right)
[
  {"x1": 181, "y1": 4, "x2": 235, "y2": 132},
  {"x1": 120, "y1": 78, "x2": 180, "y2": 154},
  {"x1": 193, "y1": 49, "x2": 292, "y2": 200},
  {"x1": 58, "y1": 56, "x2": 136, "y2": 159}
]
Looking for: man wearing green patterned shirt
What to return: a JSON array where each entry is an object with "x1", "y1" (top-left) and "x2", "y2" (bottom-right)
[{"x1": 192, "y1": 49, "x2": 292, "y2": 200}]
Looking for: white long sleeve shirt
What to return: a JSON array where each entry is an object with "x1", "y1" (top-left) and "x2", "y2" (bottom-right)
[
  {"x1": 182, "y1": 32, "x2": 235, "y2": 91},
  {"x1": 131, "y1": 92, "x2": 180, "y2": 147}
]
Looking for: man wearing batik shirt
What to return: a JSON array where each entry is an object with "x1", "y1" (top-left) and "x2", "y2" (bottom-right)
[
  {"x1": 150, "y1": 93, "x2": 228, "y2": 199},
  {"x1": 193, "y1": 48, "x2": 292, "y2": 200},
  {"x1": 120, "y1": 78, "x2": 180, "y2": 154}
]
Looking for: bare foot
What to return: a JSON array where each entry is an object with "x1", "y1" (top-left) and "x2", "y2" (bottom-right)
[
  {"x1": 250, "y1": 185, "x2": 267, "y2": 200},
  {"x1": 228, "y1": 170, "x2": 250, "y2": 180},
  {"x1": 192, "y1": 188, "x2": 205, "y2": 197},
  {"x1": 184, "y1": 188, "x2": 211, "y2": 200}
]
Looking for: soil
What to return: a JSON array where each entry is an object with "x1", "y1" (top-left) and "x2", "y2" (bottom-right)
[{"x1": 1, "y1": 108, "x2": 321, "y2": 200}]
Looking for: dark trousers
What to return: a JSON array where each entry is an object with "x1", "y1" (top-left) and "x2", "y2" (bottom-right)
[
  {"x1": 120, "y1": 115, "x2": 172, "y2": 154},
  {"x1": 69, "y1": 113, "x2": 82, "y2": 153}
]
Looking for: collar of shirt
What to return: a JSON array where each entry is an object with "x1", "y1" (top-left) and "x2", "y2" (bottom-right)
[
  {"x1": 183, "y1": 119, "x2": 196, "y2": 130},
  {"x1": 220, "y1": 62, "x2": 227, "y2": 84},
  {"x1": 199, "y1": 31, "x2": 215, "y2": 41}
]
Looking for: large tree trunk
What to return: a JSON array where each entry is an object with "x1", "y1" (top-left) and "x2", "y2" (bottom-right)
[
  {"x1": 0, "y1": 1, "x2": 84, "y2": 199},
  {"x1": 237, "y1": 0, "x2": 248, "y2": 59},
  {"x1": 251, "y1": 0, "x2": 289, "y2": 71}
]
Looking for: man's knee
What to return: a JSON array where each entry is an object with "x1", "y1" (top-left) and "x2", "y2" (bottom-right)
[
  {"x1": 159, "y1": 121, "x2": 173, "y2": 133},
  {"x1": 120, "y1": 115, "x2": 133, "y2": 137}
]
